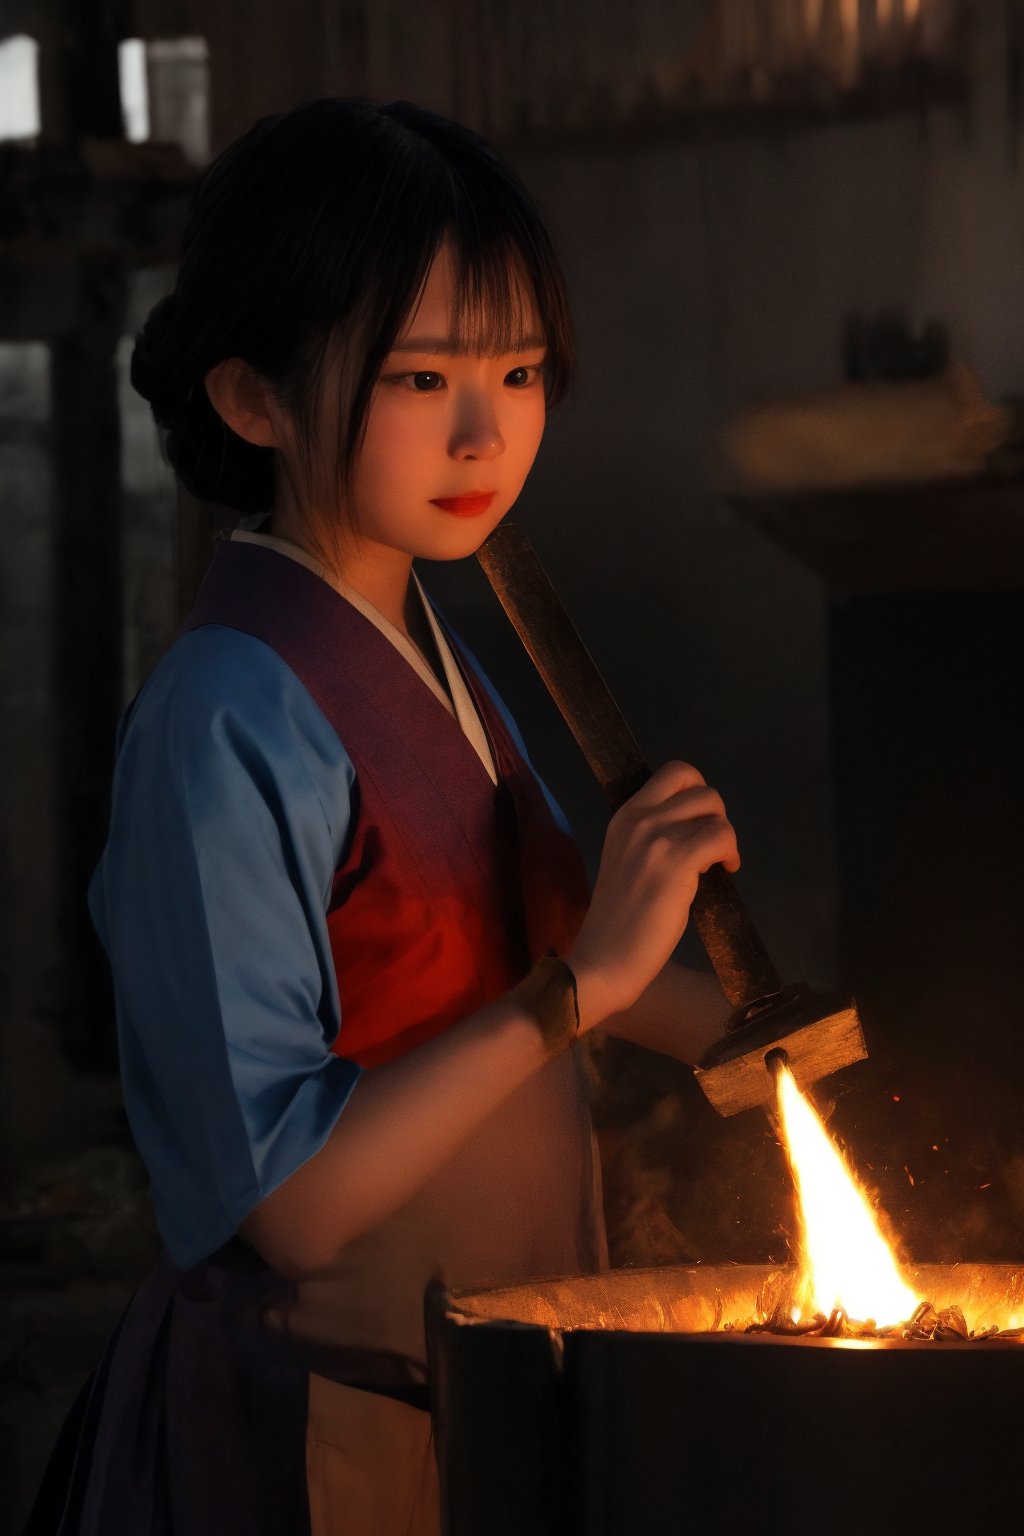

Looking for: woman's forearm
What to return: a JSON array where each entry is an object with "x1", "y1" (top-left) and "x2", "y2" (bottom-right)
[
  {"x1": 240, "y1": 981, "x2": 585, "y2": 1276},
  {"x1": 599, "y1": 960, "x2": 731, "y2": 1064}
]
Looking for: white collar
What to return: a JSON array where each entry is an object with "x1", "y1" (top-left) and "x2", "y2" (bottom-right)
[{"x1": 229, "y1": 525, "x2": 498, "y2": 785}]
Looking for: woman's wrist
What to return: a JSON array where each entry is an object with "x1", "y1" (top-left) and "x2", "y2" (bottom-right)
[{"x1": 562, "y1": 952, "x2": 630, "y2": 1032}]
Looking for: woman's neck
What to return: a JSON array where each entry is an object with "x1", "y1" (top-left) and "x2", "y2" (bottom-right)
[{"x1": 268, "y1": 505, "x2": 416, "y2": 638}]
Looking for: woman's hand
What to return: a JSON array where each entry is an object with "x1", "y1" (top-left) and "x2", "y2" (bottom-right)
[{"x1": 566, "y1": 761, "x2": 739, "y2": 1030}]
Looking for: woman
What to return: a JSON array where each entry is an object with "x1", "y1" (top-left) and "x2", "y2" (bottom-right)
[{"x1": 26, "y1": 98, "x2": 738, "y2": 1536}]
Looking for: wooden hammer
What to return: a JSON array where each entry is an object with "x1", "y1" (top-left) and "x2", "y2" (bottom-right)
[{"x1": 476, "y1": 522, "x2": 867, "y2": 1116}]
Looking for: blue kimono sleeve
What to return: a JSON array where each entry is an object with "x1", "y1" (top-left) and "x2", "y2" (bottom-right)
[{"x1": 88, "y1": 625, "x2": 361, "y2": 1270}]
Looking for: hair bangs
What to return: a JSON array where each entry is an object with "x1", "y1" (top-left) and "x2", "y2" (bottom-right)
[
  {"x1": 443, "y1": 200, "x2": 575, "y2": 405},
  {"x1": 442, "y1": 240, "x2": 543, "y2": 370}
]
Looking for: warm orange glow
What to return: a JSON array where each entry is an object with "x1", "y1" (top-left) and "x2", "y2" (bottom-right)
[
  {"x1": 776, "y1": 1064, "x2": 919, "y2": 1326},
  {"x1": 803, "y1": 0, "x2": 824, "y2": 39}
]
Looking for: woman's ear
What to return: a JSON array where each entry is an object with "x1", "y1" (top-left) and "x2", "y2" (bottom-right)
[{"x1": 204, "y1": 358, "x2": 282, "y2": 448}]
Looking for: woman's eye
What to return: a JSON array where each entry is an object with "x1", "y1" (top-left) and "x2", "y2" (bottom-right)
[
  {"x1": 408, "y1": 371, "x2": 444, "y2": 392},
  {"x1": 505, "y1": 365, "x2": 539, "y2": 387}
]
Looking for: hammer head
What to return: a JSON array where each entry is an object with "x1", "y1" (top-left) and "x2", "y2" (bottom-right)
[{"x1": 693, "y1": 988, "x2": 867, "y2": 1116}]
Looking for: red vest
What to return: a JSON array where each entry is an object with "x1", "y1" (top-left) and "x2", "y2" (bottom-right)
[{"x1": 185, "y1": 539, "x2": 591, "y2": 1067}]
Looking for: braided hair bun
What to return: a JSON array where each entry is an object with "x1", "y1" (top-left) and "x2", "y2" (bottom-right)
[{"x1": 130, "y1": 293, "x2": 274, "y2": 514}]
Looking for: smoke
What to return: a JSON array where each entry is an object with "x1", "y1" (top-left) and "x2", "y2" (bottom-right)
[
  {"x1": 590, "y1": 1031, "x2": 1024, "y2": 1274},
  {"x1": 589, "y1": 1035, "x2": 797, "y2": 1268}
]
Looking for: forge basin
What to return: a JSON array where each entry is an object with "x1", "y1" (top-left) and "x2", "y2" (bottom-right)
[{"x1": 426, "y1": 1263, "x2": 1023, "y2": 1536}]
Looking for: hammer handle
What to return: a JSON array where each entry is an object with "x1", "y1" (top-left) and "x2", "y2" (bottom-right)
[{"x1": 476, "y1": 522, "x2": 783, "y2": 1012}]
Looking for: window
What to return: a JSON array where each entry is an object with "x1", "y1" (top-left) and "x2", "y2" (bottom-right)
[
  {"x1": 0, "y1": 34, "x2": 40, "y2": 142},
  {"x1": 118, "y1": 38, "x2": 150, "y2": 143}
]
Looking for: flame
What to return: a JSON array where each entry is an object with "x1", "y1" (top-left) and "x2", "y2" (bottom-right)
[{"x1": 775, "y1": 1064, "x2": 918, "y2": 1326}]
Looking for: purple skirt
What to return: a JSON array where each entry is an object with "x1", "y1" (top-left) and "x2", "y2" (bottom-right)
[{"x1": 22, "y1": 1243, "x2": 311, "y2": 1536}]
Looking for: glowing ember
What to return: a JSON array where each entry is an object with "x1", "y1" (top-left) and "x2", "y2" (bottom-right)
[{"x1": 775, "y1": 1062, "x2": 919, "y2": 1327}]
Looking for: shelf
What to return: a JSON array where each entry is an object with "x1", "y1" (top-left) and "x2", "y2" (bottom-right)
[{"x1": 730, "y1": 475, "x2": 1024, "y2": 595}]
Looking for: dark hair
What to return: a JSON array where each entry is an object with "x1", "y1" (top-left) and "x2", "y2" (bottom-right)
[{"x1": 131, "y1": 98, "x2": 576, "y2": 514}]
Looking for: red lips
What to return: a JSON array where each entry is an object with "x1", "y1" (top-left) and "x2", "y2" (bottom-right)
[{"x1": 429, "y1": 492, "x2": 496, "y2": 517}]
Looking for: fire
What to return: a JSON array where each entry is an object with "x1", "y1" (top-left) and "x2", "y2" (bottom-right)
[{"x1": 775, "y1": 1063, "x2": 919, "y2": 1326}]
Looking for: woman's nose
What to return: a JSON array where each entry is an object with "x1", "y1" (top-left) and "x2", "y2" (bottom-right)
[{"x1": 449, "y1": 389, "x2": 505, "y2": 461}]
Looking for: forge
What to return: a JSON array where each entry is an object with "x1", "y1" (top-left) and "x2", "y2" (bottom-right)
[
  {"x1": 429, "y1": 1060, "x2": 1021, "y2": 1534},
  {"x1": 427, "y1": 1260, "x2": 1023, "y2": 1536}
]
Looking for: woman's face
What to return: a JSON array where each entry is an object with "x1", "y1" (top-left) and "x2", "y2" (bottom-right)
[{"x1": 322, "y1": 243, "x2": 549, "y2": 563}]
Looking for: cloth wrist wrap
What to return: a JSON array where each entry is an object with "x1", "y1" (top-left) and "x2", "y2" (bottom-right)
[{"x1": 512, "y1": 953, "x2": 581, "y2": 1055}]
